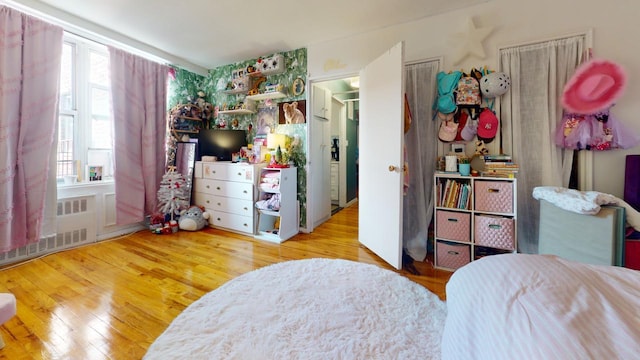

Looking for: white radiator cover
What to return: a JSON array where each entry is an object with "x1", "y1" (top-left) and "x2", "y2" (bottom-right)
[
  {"x1": 0, "y1": 182, "x2": 144, "y2": 267},
  {"x1": 0, "y1": 195, "x2": 97, "y2": 266}
]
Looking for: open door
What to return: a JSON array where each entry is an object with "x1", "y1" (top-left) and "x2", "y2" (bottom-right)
[{"x1": 358, "y1": 42, "x2": 405, "y2": 269}]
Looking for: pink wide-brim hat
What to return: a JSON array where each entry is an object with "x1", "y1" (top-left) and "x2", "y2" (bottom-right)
[{"x1": 561, "y1": 59, "x2": 627, "y2": 114}]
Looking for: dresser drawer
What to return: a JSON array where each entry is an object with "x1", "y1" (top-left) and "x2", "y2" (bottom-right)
[
  {"x1": 210, "y1": 210, "x2": 253, "y2": 234},
  {"x1": 202, "y1": 162, "x2": 228, "y2": 180},
  {"x1": 195, "y1": 193, "x2": 253, "y2": 216},
  {"x1": 474, "y1": 180, "x2": 514, "y2": 214},
  {"x1": 195, "y1": 179, "x2": 253, "y2": 200},
  {"x1": 436, "y1": 210, "x2": 471, "y2": 242},
  {"x1": 202, "y1": 162, "x2": 256, "y2": 183}
]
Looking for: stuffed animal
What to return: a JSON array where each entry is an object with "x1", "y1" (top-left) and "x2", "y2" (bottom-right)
[
  {"x1": 178, "y1": 206, "x2": 210, "y2": 231},
  {"x1": 283, "y1": 101, "x2": 305, "y2": 124},
  {"x1": 475, "y1": 140, "x2": 489, "y2": 155}
]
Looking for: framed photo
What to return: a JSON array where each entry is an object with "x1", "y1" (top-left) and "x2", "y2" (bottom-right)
[
  {"x1": 292, "y1": 77, "x2": 305, "y2": 96},
  {"x1": 87, "y1": 165, "x2": 103, "y2": 181},
  {"x1": 278, "y1": 100, "x2": 307, "y2": 124},
  {"x1": 256, "y1": 106, "x2": 278, "y2": 135}
]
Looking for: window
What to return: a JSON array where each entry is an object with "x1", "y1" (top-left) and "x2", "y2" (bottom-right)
[{"x1": 57, "y1": 34, "x2": 113, "y2": 182}]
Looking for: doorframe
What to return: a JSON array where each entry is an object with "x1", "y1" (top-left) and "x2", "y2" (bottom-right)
[{"x1": 306, "y1": 72, "x2": 359, "y2": 233}]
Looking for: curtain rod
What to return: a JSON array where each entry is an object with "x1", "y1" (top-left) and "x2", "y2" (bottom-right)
[{"x1": 1, "y1": 0, "x2": 208, "y2": 76}]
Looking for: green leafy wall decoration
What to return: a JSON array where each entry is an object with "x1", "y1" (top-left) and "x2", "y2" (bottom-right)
[{"x1": 167, "y1": 48, "x2": 309, "y2": 229}]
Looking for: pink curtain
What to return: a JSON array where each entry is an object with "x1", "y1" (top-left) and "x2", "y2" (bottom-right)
[
  {"x1": 109, "y1": 47, "x2": 169, "y2": 225},
  {"x1": 0, "y1": 6, "x2": 63, "y2": 252}
]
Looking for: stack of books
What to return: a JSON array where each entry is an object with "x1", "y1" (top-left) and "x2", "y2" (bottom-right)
[
  {"x1": 437, "y1": 179, "x2": 471, "y2": 209},
  {"x1": 481, "y1": 154, "x2": 519, "y2": 178}
]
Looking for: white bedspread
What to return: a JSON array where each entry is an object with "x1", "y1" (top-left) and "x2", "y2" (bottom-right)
[
  {"x1": 442, "y1": 254, "x2": 640, "y2": 360},
  {"x1": 533, "y1": 186, "x2": 640, "y2": 231}
]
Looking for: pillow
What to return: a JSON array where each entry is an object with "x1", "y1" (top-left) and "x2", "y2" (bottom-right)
[{"x1": 532, "y1": 186, "x2": 601, "y2": 214}]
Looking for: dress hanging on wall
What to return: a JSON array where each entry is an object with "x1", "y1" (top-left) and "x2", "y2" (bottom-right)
[
  {"x1": 556, "y1": 58, "x2": 640, "y2": 150},
  {"x1": 556, "y1": 109, "x2": 639, "y2": 150}
]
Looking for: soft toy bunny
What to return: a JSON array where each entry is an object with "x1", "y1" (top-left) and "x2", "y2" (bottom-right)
[{"x1": 178, "y1": 206, "x2": 210, "y2": 231}]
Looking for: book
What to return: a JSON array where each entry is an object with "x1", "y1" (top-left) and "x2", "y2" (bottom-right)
[
  {"x1": 481, "y1": 170, "x2": 517, "y2": 178},
  {"x1": 484, "y1": 154, "x2": 512, "y2": 161},
  {"x1": 446, "y1": 181, "x2": 458, "y2": 208},
  {"x1": 484, "y1": 162, "x2": 520, "y2": 168}
]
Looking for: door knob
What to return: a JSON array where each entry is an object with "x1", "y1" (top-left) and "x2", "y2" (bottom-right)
[{"x1": 388, "y1": 165, "x2": 407, "y2": 172}]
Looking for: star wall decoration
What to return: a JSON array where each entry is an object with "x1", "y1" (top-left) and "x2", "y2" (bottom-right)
[{"x1": 451, "y1": 17, "x2": 494, "y2": 65}]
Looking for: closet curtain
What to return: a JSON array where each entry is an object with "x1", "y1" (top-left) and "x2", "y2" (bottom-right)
[
  {"x1": 403, "y1": 60, "x2": 439, "y2": 261},
  {"x1": 109, "y1": 47, "x2": 170, "y2": 225},
  {"x1": 0, "y1": 6, "x2": 62, "y2": 252},
  {"x1": 499, "y1": 36, "x2": 586, "y2": 254}
]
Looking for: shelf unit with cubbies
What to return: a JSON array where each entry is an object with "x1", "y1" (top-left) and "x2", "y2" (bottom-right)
[
  {"x1": 433, "y1": 172, "x2": 517, "y2": 271},
  {"x1": 255, "y1": 166, "x2": 298, "y2": 243}
]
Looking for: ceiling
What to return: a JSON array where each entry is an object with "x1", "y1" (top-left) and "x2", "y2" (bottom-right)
[{"x1": 9, "y1": 0, "x2": 488, "y2": 72}]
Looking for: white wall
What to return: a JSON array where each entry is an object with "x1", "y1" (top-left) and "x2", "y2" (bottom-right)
[{"x1": 308, "y1": 0, "x2": 640, "y2": 198}]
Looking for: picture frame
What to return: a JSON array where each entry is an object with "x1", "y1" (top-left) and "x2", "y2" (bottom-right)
[
  {"x1": 278, "y1": 100, "x2": 307, "y2": 124},
  {"x1": 87, "y1": 165, "x2": 103, "y2": 182},
  {"x1": 292, "y1": 77, "x2": 305, "y2": 96}
]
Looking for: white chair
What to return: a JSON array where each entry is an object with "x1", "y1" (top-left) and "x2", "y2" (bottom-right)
[{"x1": 0, "y1": 293, "x2": 16, "y2": 349}]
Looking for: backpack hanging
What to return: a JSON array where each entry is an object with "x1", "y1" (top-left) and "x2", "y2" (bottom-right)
[
  {"x1": 456, "y1": 72, "x2": 481, "y2": 107},
  {"x1": 434, "y1": 71, "x2": 463, "y2": 115}
]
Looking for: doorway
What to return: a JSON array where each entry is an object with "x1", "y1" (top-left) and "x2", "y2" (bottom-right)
[{"x1": 309, "y1": 77, "x2": 359, "y2": 228}]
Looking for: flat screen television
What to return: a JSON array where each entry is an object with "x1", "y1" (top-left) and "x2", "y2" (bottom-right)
[{"x1": 197, "y1": 129, "x2": 248, "y2": 162}]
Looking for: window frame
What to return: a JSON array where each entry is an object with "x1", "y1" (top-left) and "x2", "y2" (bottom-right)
[{"x1": 57, "y1": 33, "x2": 112, "y2": 184}]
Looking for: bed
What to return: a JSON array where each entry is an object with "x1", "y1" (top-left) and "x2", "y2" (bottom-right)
[{"x1": 442, "y1": 254, "x2": 640, "y2": 360}]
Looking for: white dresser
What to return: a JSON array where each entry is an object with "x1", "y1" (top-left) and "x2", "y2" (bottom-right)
[{"x1": 193, "y1": 161, "x2": 263, "y2": 235}]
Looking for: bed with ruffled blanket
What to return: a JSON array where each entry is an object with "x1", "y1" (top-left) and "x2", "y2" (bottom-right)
[{"x1": 442, "y1": 254, "x2": 640, "y2": 360}]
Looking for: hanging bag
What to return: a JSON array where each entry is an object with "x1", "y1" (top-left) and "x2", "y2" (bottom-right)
[
  {"x1": 456, "y1": 73, "x2": 482, "y2": 107},
  {"x1": 435, "y1": 71, "x2": 463, "y2": 114}
]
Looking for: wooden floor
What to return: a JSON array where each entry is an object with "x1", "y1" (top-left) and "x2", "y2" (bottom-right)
[{"x1": 0, "y1": 203, "x2": 451, "y2": 359}]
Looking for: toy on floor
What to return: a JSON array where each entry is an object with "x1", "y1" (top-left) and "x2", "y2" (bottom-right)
[{"x1": 178, "y1": 206, "x2": 210, "y2": 231}]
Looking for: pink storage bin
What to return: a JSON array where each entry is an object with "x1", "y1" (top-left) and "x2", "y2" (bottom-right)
[
  {"x1": 474, "y1": 215, "x2": 515, "y2": 250},
  {"x1": 437, "y1": 241, "x2": 471, "y2": 270},
  {"x1": 436, "y1": 210, "x2": 471, "y2": 242},
  {"x1": 474, "y1": 180, "x2": 514, "y2": 213}
]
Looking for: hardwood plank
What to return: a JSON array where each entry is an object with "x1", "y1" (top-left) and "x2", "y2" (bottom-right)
[{"x1": 0, "y1": 202, "x2": 451, "y2": 359}]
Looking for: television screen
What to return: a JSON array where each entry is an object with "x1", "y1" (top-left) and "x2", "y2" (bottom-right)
[{"x1": 197, "y1": 129, "x2": 248, "y2": 162}]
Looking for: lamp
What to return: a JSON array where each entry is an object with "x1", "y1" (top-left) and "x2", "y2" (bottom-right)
[
  {"x1": 267, "y1": 133, "x2": 288, "y2": 150},
  {"x1": 266, "y1": 133, "x2": 289, "y2": 165}
]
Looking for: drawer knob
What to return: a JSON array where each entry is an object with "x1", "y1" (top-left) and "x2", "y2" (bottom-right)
[
  {"x1": 217, "y1": 217, "x2": 221, "y2": 221},
  {"x1": 243, "y1": 190, "x2": 248, "y2": 194},
  {"x1": 206, "y1": 200, "x2": 210, "y2": 204},
  {"x1": 206, "y1": 185, "x2": 210, "y2": 189},
  {"x1": 216, "y1": 186, "x2": 221, "y2": 190},
  {"x1": 217, "y1": 202, "x2": 221, "y2": 206},
  {"x1": 243, "y1": 207, "x2": 248, "y2": 210},
  {"x1": 237, "y1": 172, "x2": 242, "y2": 176},
  {"x1": 243, "y1": 223, "x2": 248, "y2": 227}
]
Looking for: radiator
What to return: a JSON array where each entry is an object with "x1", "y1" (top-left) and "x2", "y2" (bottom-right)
[{"x1": 0, "y1": 195, "x2": 97, "y2": 266}]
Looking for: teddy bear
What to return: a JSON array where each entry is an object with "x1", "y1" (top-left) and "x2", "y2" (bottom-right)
[
  {"x1": 475, "y1": 140, "x2": 489, "y2": 155},
  {"x1": 178, "y1": 206, "x2": 210, "y2": 231}
]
